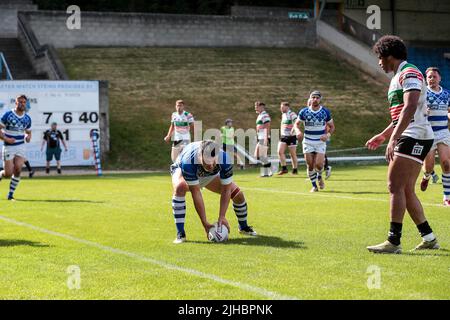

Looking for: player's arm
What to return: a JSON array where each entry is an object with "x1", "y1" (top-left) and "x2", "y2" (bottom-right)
[
  {"x1": 385, "y1": 90, "x2": 421, "y2": 161},
  {"x1": 366, "y1": 122, "x2": 394, "y2": 151},
  {"x1": 321, "y1": 119, "x2": 335, "y2": 142},
  {"x1": 218, "y1": 182, "x2": 232, "y2": 232},
  {"x1": 263, "y1": 121, "x2": 270, "y2": 145},
  {"x1": 217, "y1": 157, "x2": 233, "y2": 231},
  {"x1": 189, "y1": 122, "x2": 195, "y2": 138},
  {"x1": 58, "y1": 131, "x2": 68, "y2": 151},
  {"x1": 25, "y1": 129, "x2": 32, "y2": 143},
  {"x1": 0, "y1": 121, "x2": 15, "y2": 144},
  {"x1": 189, "y1": 113, "x2": 195, "y2": 138},
  {"x1": 164, "y1": 123, "x2": 174, "y2": 143},
  {"x1": 41, "y1": 131, "x2": 47, "y2": 151},
  {"x1": 293, "y1": 119, "x2": 303, "y2": 140},
  {"x1": 189, "y1": 184, "x2": 213, "y2": 236}
]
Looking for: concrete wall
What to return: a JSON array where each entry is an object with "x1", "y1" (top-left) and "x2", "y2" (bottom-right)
[
  {"x1": 21, "y1": 11, "x2": 316, "y2": 49},
  {"x1": 343, "y1": 0, "x2": 450, "y2": 43},
  {"x1": 0, "y1": 1, "x2": 37, "y2": 37},
  {"x1": 317, "y1": 20, "x2": 390, "y2": 84},
  {"x1": 231, "y1": 5, "x2": 313, "y2": 19}
]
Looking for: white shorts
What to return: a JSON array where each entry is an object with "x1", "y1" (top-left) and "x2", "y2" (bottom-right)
[
  {"x1": 302, "y1": 141, "x2": 326, "y2": 154},
  {"x1": 2, "y1": 144, "x2": 26, "y2": 162},
  {"x1": 432, "y1": 132, "x2": 450, "y2": 150},
  {"x1": 171, "y1": 167, "x2": 219, "y2": 188}
]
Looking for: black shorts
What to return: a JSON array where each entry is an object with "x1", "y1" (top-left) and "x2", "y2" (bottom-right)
[
  {"x1": 172, "y1": 140, "x2": 189, "y2": 148},
  {"x1": 280, "y1": 136, "x2": 297, "y2": 146},
  {"x1": 394, "y1": 136, "x2": 433, "y2": 163}
]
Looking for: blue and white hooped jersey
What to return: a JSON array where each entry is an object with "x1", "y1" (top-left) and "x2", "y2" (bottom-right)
[
  {"x1": 427, "y1": 86, "x2": 450, "y2": 136},
  {"x1": 173, "y1": 141, "x2": 233, "y2": 186},
  {"x1": 298, "y1": 106, "x2": 332, "y2": 144},
  {"x1": 0, "y1": 110, "x2": 32, "y2": 146}
]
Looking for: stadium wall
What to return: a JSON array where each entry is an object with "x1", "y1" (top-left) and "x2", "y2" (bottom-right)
[
  {"x1": 0, "y1": 1, "x2": 37, "y2": 37},
  {"x1": 344, "y1": 0, "x2": 450, "y2": 43},
  {"x1": 317, "y1": 20, "x2": 390, "y2": 84},
  {"x1": 19, "y1": 11, "x2": 316, "y2": 49}
]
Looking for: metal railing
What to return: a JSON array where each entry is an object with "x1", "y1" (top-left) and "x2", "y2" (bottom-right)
[
  {"x1": 17, "y1": 12, "x2": 68, "y2": 80},
  {"x1": 0, "y1": 52, "x2": 13, "y2": 80},
  {"x1": 341, "y1": 14, "x2": 383, "y2": 47}
]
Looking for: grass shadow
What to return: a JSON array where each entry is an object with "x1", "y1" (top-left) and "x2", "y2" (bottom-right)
[
  {"x1": 402, "y1": 248, "x2": 450, "y2": 257},
  {"x1": 323, "y1": 190, "x2": 388, "y2": 195},
  {"x1": 0, "y1": 239, "x2": 50, "y2": 248},
  {"x1": 191, "y1": 235, "x2": 306, "y2": 249},
  {"x1": 13, "y1": 199, "x2": 105, "y2": 204}
]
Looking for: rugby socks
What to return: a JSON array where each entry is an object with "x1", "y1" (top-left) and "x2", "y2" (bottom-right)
[
  {"x1": 387, "y1": 222, "x2": 402, "y2": 246},
  {"x1": 317, "y1": 168, "x2": 324, "y2": 180},
  {"x1": 9, "y1": 176, "x2": 20, "y2": 198},
  {"x1": 172, "y1": 196, "x2": 186, "y2": 234},
  {"x1": 308, "y1": 170, "x2": 318, "y2": 188},
  {"x1": 442, "y1": 173, "x2": 450, "y2": 200},
  {"x1": 233, "y1": 201, "x2": 248, "y2": 229},
  {"x1": 416, "y1": 221, "x2": 435, "y2": 242},
  {"x1": 24, "y1": 161, "x2": 32, "y2": 172}
]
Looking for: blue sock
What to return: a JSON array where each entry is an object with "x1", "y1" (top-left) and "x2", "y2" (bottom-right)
[
  {"x1": 172, "y1": 196, "x2": 186, "y2": 234},
  {"x1": 9, "y1": 176, "x2": 20, "y2": 197},
  {"x1": 308, "y1": 170, "x2": 318, "y2": 188},
  {"x1": 233, "y1": 201, "x2": 248, "y2": 229},
  {"x1": 442, "y1": 173, "x2": 450, "y2": 200}
]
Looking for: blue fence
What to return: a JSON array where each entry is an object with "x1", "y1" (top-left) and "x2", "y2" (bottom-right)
[{"x1": 0, "y1": 52, "x2": 13, "y2": 80}]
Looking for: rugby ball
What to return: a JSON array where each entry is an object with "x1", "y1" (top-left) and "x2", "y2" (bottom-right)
[{"x1": 208, "y1": 222, "x2": 229, "y2": 242}]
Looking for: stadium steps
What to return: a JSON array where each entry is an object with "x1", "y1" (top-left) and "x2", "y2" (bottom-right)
[{"x1": 0, "y1": 38, "x2": 47, "y2": 80}]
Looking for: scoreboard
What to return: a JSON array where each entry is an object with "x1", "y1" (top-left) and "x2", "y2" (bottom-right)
[{"x1": 0, "y1": 81, "x2": 100, "y2": 167}]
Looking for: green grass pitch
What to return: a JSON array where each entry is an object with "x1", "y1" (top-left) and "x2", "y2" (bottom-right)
[{"x1": 0, "y1": 165, "x2": 448, "y2": 299}]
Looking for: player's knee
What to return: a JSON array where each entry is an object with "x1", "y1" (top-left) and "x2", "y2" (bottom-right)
[
  {"x1": 231, "y1": 186, "x2": 244, "y2": 202},
  {"x1": 442, "y1": 159, "x2": 450, "y2": 173},
  {"x1": 173, "y1": 183, "x2": 187, "y2": 197},
  {"x1": 387, "y1": 180, "x2": 403, "y2": 194},
  {"x1": 3, "y1": 171, "x2": 12, "y2": 178}
]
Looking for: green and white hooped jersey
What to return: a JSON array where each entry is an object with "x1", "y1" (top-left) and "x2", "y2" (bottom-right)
[
  {"x1": 388, "y1": 61, "x2": 433, "y2": 140},
  {"x1": 256, "y1": 111, "x2": 271, "y2": 140},
  {"x1": 171, "y1": 111, "x2": 194, "y2": 141},
  {"x1": 280, "y1": 109, "x2": 297, "y2": 137}
]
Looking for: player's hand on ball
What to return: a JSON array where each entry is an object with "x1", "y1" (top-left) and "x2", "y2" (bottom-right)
[
  {"x1": 217, "y1": 217, "x2": 230, "y2": 233},
  {"x1": 202, "y1": 221, "x2": 214, "y2": 237},
  {"x1": 366, "y1": 134, "x2": 385, "y2": 150}
]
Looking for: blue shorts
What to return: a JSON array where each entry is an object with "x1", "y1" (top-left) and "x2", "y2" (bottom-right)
[{"x1": 46, "y1": 147, "x2": 61, "y2": 161}]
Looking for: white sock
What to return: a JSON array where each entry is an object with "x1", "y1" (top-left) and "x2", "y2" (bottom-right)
[{"x1": 422, "y1": 233, "x2": 435, "y2": 242}]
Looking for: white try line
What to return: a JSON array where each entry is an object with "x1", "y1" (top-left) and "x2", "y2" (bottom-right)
[
  {"x1": 242, "y1": 187, "x2": 445, "y2": 208},
  {"x1": 0, "y1": 214, "x2": 298, "y2": 300}
]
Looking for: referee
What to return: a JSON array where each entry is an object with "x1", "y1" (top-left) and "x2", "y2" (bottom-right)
[{"x1": 41, "y1": 122, "x2": 68, "y2": 174}]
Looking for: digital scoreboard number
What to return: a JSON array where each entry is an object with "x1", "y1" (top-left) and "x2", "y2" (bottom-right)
[{"x1": 0, "y1": 81, "x2": 100, "y2": 167}]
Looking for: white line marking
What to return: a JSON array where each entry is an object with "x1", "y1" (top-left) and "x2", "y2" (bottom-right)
[
  {"x1": 242, "y1": 187, "x2": 445, "y2": 208},
  {"x1": 0, "y1": 215, "x2": 298, "y2": 300}
]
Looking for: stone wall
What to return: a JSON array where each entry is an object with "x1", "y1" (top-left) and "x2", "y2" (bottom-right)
[{"x1": 21, "y1": 10, "x2": 316, "y2": 49}]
